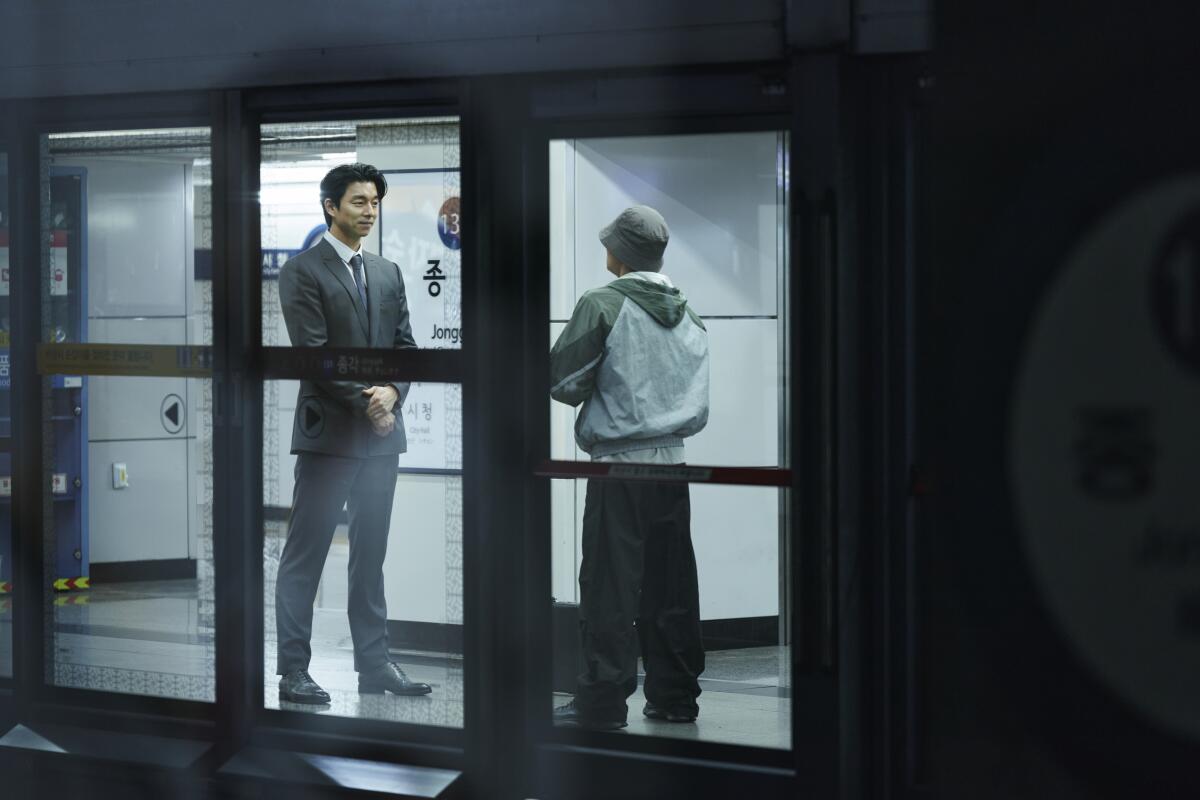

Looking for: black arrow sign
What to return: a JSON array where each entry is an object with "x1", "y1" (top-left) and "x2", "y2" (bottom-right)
[
  {"x1": 160, "y1": 393, "x2": 185, "y2": 434},
  {"x1": 299, "y1": 397, "x2": 324, "y2": 438}
]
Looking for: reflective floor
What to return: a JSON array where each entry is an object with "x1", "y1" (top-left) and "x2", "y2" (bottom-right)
[
  {"x1": 53, "y1": 579, "x2": 214, "y2": 701},
  {"x1": 553, "y1": 646, "x2": 791, "y2": 749},
  {"x1": 264, "y1": 606, "x2": 464, "y2": 727},
  {"x1": 263, "y1": 526, "x2": 465, "y2": 726},
  {"x1": 2, "y1": 572, "x2": 790, "y2": 749}
]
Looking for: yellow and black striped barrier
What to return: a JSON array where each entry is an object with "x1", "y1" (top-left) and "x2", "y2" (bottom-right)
[
  {"x1": 53, "y1": 577, "x2": 90, "y2": 592},
  {"x1": 0, "y1": 578, "x2": 92, "y2": 593}
]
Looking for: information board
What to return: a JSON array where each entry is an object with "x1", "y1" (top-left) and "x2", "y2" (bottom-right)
[{"x1": 378, "y1": 169, "x2": 461, "y2": 472}]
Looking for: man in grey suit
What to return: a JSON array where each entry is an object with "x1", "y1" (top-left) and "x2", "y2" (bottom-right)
[{"x1": 275, "y1": 163, "x2": 432, "y2": 704}]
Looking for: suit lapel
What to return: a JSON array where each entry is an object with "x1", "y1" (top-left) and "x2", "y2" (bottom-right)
[{"x1": 318, "y1": 240, "x2": 370, "y2": 340}]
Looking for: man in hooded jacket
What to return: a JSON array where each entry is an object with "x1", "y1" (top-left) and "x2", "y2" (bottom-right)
[{"x1": 550, "y1": 205, "x2": 710, "y2": 730}]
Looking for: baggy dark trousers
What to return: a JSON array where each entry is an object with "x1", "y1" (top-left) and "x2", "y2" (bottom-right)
[
  {"x1": 276, "y1": 452, "x2": 399, "y2": 675},
  {"x1": 575, "y1": 478, "x2": 705, "y2": 722}
]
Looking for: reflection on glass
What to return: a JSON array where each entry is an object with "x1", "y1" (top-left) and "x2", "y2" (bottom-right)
[
  {"x1": 260, "y1": 118, "x2": 461, "y2": 350},
  {"x1": 263, "y1": 379, "x2": 463, "y2": 726},
  {"x1": 548, "y1": 133, "x2": 791, "y2": 748},
  {"x1": 39, "y1": 129, "x2": 214, "y2": 700},
  {"x1": 1, "y1": 151, "x2": 10, "y2": 677}
]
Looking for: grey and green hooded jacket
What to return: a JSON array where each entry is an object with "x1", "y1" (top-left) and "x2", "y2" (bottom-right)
[{"x1": 550, "y1": 272, "x2": 710, "y2": 458}]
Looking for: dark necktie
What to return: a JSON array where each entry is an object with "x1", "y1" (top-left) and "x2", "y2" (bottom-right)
[{"x1": 349, "y1": 253, "x2": 368, "y2": 312}]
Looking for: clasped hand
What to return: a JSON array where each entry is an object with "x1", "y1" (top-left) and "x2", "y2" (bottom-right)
[{"x1": 362, "y1": 385, "x2": 399, "y2": 437}]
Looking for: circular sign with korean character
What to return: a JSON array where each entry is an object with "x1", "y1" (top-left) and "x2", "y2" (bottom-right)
[{"x1": 1010, "y1": 174, "x2": 1200, "y2": 741}]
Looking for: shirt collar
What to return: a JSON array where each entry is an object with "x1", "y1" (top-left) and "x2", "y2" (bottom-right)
[
  {"x1": 322, "y1": 229, "x2": 362, "y2": 265},
  {"x1": 619, "y1": 270, "x2": 673, "y2": 288}
]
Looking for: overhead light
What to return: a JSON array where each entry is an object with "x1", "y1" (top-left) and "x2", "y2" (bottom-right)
[{"x1": 48, "y1": 127, "x2": 209, "y2": 141}]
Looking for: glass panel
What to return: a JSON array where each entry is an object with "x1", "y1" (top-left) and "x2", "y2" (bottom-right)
[
  {"x1": 547, "y1": 132, "x2": 791, "y2": 747},
  {"x1": 40, "y1": 129, "x2": 214, "y2": 700},
  {"x1": 260, "y1": 118, "x2": 462, "y2": 350},
  {"x1": 0, "y1": 150, "x2": 11, "y2": 678},
  {"x1": 43, "y1": 374, "x2": 214, "y2": 700},
  {"x1": 263, "y1": 379, "x2": 463, "y2": 726}
]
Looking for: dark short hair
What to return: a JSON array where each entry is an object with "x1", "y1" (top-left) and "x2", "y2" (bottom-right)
[{"x1": 320, "y1": 163, "x2": 388, "y2": 226}]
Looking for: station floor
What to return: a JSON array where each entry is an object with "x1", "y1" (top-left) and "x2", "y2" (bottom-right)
[{"x1": 0, "y1": 570, "x2": 790, "y2": 750}]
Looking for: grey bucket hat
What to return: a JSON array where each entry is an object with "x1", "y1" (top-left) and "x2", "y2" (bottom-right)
[{"x1": 599, "y1": 205, "x2": 670, "y2": 270}]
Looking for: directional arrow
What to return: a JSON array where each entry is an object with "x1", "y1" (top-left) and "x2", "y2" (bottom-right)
[
  {"x1": 160, "y1": 393, "x2": 185, "y2": 434},
  {"x1": 53, "y1": 577, "x2": 89, "y2": 591},
  {"x1": 299, "y1": 398, "x2": 324, "y2": 438}
]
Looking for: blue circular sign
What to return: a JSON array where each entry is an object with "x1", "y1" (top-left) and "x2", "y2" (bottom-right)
[{"x1": 437, "y1": 197, "x2": 461, "y2": 251}]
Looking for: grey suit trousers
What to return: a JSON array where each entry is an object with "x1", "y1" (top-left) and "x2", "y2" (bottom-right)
[{"x1": 275, "y1": 451, "x2": 399, "y2": 675}]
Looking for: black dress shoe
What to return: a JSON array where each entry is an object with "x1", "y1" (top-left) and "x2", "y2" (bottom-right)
[
  {"x1": 553, "y1": 699, "x2": 627, "y2": 730},
  {"x1": 358, "y1": 661, "x2": 432, "y2": 695},
  {"x1": 279, "y1": 669, "x2": 331, "y2": 704},
  {"x1": 643, "y1": 701, "x2": 697, "y2": 723}
]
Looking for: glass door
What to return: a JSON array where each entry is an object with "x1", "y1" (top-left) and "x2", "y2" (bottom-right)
[{"x1": 544, "y1": 129, "x2": 793, "y2": 749}]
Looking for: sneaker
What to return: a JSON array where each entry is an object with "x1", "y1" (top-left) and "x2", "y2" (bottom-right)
[
  {"x1": 643, "y1": 701, "x2": 697, "y2": 723},
  {"x1": 553, "y1": 699, "x2": 627, "y2": 730}
]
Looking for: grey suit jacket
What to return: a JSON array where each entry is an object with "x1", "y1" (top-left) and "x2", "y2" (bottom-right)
[{"x1": 278, "y1": 238, "x2": 418, "y2": 458}]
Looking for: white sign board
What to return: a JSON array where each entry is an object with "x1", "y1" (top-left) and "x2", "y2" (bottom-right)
[{"x1": 379, "y1": 170, "x2": 461, "y2": 471}]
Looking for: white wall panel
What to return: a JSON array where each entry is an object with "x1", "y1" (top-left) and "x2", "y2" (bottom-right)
[
  {"x1": 571, "y1": 132, "x2": 781, "y2": 318},
  {"x1": 73, "y1": 156, "x2": 198, "y2": 566},
  {"x1": 87, "y1": 375, "x2": 188, "y2": 442},
  {"x1": 550, "y1": 319, "x2": 582, "y2": 603},
  {"x1": 89, "y1": 439, "x2": 189, "y2": 562},
  {"x1": 550, "y1": 479, "x2": 578, "y2": 603},
  {"x1": 88, "y1": 314, "x2": 188, "y2": 347},
  {"x1": 692, "y1": 485, "x2": 779, "y2": 619},
  {"x1": 549, "y1": 140, "x2": 576, "y2": 322},
  {"x1": 276, "y1": 379, "x2": 301, "y2": 410},
  {"x1": 549, "y1": 479, "x2": 781, "y2": 619},
  {"x1": 68, "y1": 157, "x2": 190, "y2": 319},
  {"x1": 87, "y1": 320, "x2": 189, "y2": 448},
  {"x1": 260, "y1": 202, "x2": 324, "y2": 253},
  {"x1": 548, "y1": 322, "x2": 580, "y2": 461},
  {"x1": 687, "y1": 318, "x2": 780, "y2": 467},
  {"x1": 383, "y1": 474, "x2": 448, "y2": 625}
]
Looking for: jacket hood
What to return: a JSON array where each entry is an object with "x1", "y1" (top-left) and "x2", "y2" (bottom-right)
[{"x1": 608, "y1": 275, "x2": 690, "y2": 328}]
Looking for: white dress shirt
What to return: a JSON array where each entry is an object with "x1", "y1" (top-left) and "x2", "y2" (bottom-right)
[{"x1": 323, "y1": 229, "x2": 366, "y2": 290}]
